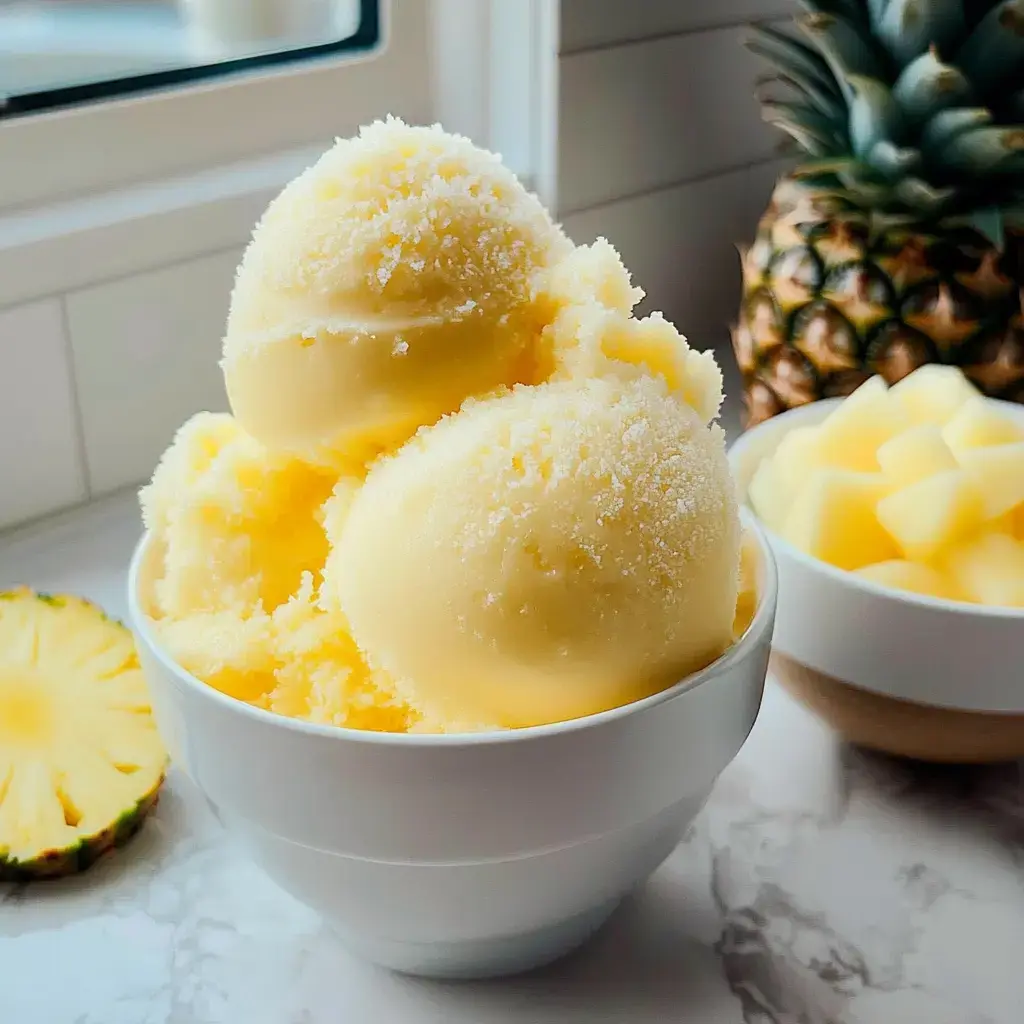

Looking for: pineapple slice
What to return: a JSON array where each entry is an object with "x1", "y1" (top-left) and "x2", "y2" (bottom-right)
[
  {"x1": 944, "y1": 533, "x2": 1024, "y2": 608},
  {"x1": 852, "y1": 560, "x2": 960, "y2": 601},
  {"x1": 889, "y1": 364, "x2": 978, "y2": 427},
  {"x1": 942, "y1": 396, "x2": 1024, "y2": 454},
  {"x1": 957, "y1": 442, "x2": 1024, "y2": 521},
  {"x1": 815, "y1": 376, "x2": 908, "y2": 472},
  {"x1": 782, "y1": 469, "x2": 897, "y2": 570},
  {"x1": 876, "y1": 469, "x2": 984, "y2": 561},
  {"x1": 0, "y1": 590, "x2": 166, "y2": 880},
  {"x1": 732, "y1": 530, "x2": 760, "y2": 640},
  {"x1": 876, "y1": 425, "x2": 957, "y2": 488}
]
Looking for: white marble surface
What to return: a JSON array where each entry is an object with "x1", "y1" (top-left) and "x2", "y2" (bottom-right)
[{"x1": 2, "y1": 494, "x2": 1023, "y2": 1024}]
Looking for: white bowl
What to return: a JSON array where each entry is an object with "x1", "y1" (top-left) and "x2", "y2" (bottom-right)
[
  {"x1": 127, "y1": 514, "x2": 777, "y2": 980},
  {"x1": 729, "y1": 399, "x2": 1024, "y2": 719}
]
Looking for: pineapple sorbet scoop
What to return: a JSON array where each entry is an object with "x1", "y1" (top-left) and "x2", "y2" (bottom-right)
[
  {"x1": 141, "y1": 118, "x2": 742, "y2": 736},
  {"x1": 222, "y1": 117, "x2": 571, "y2": 468},
  {"x1": 324, "y1": 375, "x2": 742, "y2": 730}
]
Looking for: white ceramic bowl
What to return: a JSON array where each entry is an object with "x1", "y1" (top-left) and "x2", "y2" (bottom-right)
[
  {"x1": 729, "y1": 399, "x2": 1024, "y2": 725},
  {"x1": 127, "y1": 513, "x2": 777, "y2": 980}
]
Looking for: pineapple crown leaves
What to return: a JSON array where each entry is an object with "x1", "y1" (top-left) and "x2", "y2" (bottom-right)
[{"x1": 748, "y1": 0, "x2": 1024, "y2": 244}]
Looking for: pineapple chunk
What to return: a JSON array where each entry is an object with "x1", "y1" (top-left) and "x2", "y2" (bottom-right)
[
  {"x1": 876, "y1": 425, "x2": 957, "y2": 488},
  {"x1": 943, "y1": 396, "x2": 1024, "y2": 454},
  {"x1": 747, "y1": 458, "x2": 789, "y2": 532},
  {"x1": 876, "y1": 469, "x2": 984, "y2": 561},
  {"x1": 815, "y1": 376, "x2": 909, "y2": 472},
  {"x1": 748, "y1": 426, "x2": 825, "y2": 531},
  {"x1": 853, "y1": 559, "x2": 960, "y2": 601},
  {"x1": 945, "y1": 532, "x2": 1024, "y2": 608},
  {"x1": 772, "y1": 425, "x2": 824, "y2": 495},
  {"x1": 782, "y1": 469, "x2": 898, "y2": 570},
  {"x1": 889, "y1": 364, "x2": 978, "y2": 426},
  {"x1": 957, "y1": 442, "x2": 1024, "y2": 521},
  {"x1": 0, "y1": 590, "x2": 166, "y2": 880}
]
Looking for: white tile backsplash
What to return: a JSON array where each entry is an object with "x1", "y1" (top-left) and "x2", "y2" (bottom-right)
[
  {"x1": 564, "y1": 159, "x2": 786, "y2": 440},
  {"x1": 560, "y1": 0, "x2": 795, "y2": 53},
  {"x1": 563, "y1": 158, "x2": 786, "y2": 354},
  {"x1": 0, "y1": 299, "x2": 86, "y2": 529},
  {"x1": 0, "y1": 8, "x2": 792, "y2": 533},
  {"x1": 65, "y1": 249, "x2": 238, "y2": 497},
  {"x1": 557, "y1": 26, "x2": 780, "y2": 214}
]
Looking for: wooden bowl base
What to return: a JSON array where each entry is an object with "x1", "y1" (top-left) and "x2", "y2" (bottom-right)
[{"x1": 771, "y1": 652, "x2": 1024, "y2": 764}]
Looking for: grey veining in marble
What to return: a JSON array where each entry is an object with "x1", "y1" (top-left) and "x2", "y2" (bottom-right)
[{"x1": 2, "y1": 495, "x2": 1023, "y2": 1023}]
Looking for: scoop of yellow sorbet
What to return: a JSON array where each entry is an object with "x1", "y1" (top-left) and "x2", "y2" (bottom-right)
[
  {"x1": 538, "y1": 238, "x2": 723, "y2": 424},
  {"x1": 222, "y1": 117, "x2": 571, "y2": 468},
  {"x1": 140, "y1": 412, "x2": 336, "y2": 619},
  {"x1": 325, "y1": 375, "x2": 741, "y2": 729}
]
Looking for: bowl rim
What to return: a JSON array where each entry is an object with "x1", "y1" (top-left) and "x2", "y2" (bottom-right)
[
  {"x1": 127, "y1": 509, "x2": 777, "y2": 748},
  {"x1": 728, "y1": 397, "x2": 1024, "y2": 622}
]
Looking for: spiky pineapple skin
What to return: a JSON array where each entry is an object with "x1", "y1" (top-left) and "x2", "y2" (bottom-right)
[
  {"x1": 0, "y1": 589, "x2": 167, "y2": 882},
  {"x1": 0, "y1": 786, "x2": 161, "y2": 882},
  {"x1": 735, "y1": 177, "x2": 1024, "y2": 427}
]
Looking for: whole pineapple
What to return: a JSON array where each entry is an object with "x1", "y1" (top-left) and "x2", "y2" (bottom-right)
[{"x1": 735, "y1": 0, "x2": 1024, "y2": 427}]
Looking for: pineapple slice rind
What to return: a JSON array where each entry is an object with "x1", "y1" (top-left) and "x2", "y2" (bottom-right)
[{"x1": 0, "y1": 589, "x2": 166, "y2": 880}]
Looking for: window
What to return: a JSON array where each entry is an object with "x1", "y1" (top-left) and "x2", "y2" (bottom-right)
[
  {"x1": 0, "y1": 0, "x2": 557, "y2": 309},
  {"x1": 0, "y1": 0, "x2": 377, "y2": 118},
  {"x1": 0, "y1": 0, "x2": 439, "y2": 213}
]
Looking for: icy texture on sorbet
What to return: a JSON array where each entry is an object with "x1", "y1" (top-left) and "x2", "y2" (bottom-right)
[
  {"x1": 538, "y1": 237, "x2": 643, "y2": 316},
  {"x1": 140, "y1": 412, "x2": 336, "y2": 618},
  {"x1": 139, "y1": 418, "x2": 497, "y2": 731},
  {"x1": 326, "y1": 375, "x2": 741, "y2": 729},
  {"x1": 141, "y1": 121, "x2": 744, "y2": 736},
  {"x1": 222, "y1": 117, "x2": 571, "y2": 468},
  {"x1": 539, "y1": 239, "x2": 724, "y2": 424}
]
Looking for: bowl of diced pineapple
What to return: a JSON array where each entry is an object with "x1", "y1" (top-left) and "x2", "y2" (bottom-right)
[{"x1": 729, "y1": 365, "x2": 1024, "y2": 763}]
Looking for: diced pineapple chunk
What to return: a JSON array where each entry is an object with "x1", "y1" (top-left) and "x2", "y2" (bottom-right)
[
  {"x1": 749, "y1": 365, "x2": 1024, "y2": 599},
  {"x1": 815, "y1": 376, "x2": 909, "y2": 472},
  {"x1": 890, "y1": 364, "x2": 979, "y2": 426},
  {"x1": 747, "y1": 458, "x2": 789, "y2": 533},
  {"x1": 957, "y1": 442, "x2": 1024, "y2": 521},
  {"x1": 942, "y1": 395, "x2": 1024, "y2": 454},
  {"x1": 876, "y1": 469, "x2": 984, "y2": 561},
  {"x1": 772, "y1": 425, "x2": 824, "y2": 495},
  {"x1": 876, "y1": 425, "x2": 957, "y2": 488},
  {"x1": 783, "y1": 469, "x2": 898, "y2": 570},
  {"x1": 945, "y1": 532, "x2": 1024, "y2": 607},
  {"x1": 852, "y1": 559, "x2": 960, "y2": 601},
  {"x1": 748, "y1": 425, "x2": 824, "y2": 531}
]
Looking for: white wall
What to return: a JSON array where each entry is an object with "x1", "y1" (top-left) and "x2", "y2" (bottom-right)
[
  {"x1": 556, "y1": 0, "x2": 794, "y2": 434},
  {"x1": 0, "y1": 0, "x2": 796, "y2": 531},
  {"x1": 0, "y1": 3, "x2": 434, "y2": 532}
]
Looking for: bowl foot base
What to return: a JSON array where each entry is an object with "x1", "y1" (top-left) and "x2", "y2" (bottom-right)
[
  {"x1": 772, "y1": 653, "x2": 1024, "y2": 764},
  {"x1": 333, "y1": 896, "x2": 622, "y2": 980}
]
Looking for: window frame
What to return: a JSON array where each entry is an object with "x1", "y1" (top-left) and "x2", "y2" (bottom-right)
[
  {"x1": 0, "y1": 0, "x2": 379, "y2": 119},
  {"x1": 0, "y1": 0, "x2": 559, "y2": 310},
  {"x1": 0, "y1": 0, "x2": 429, "y2": 211}
]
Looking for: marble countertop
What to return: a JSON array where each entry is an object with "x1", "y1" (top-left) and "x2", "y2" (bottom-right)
[{"x1": 2, "y1": 494, "x2": 1023, "y2": 1024}]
